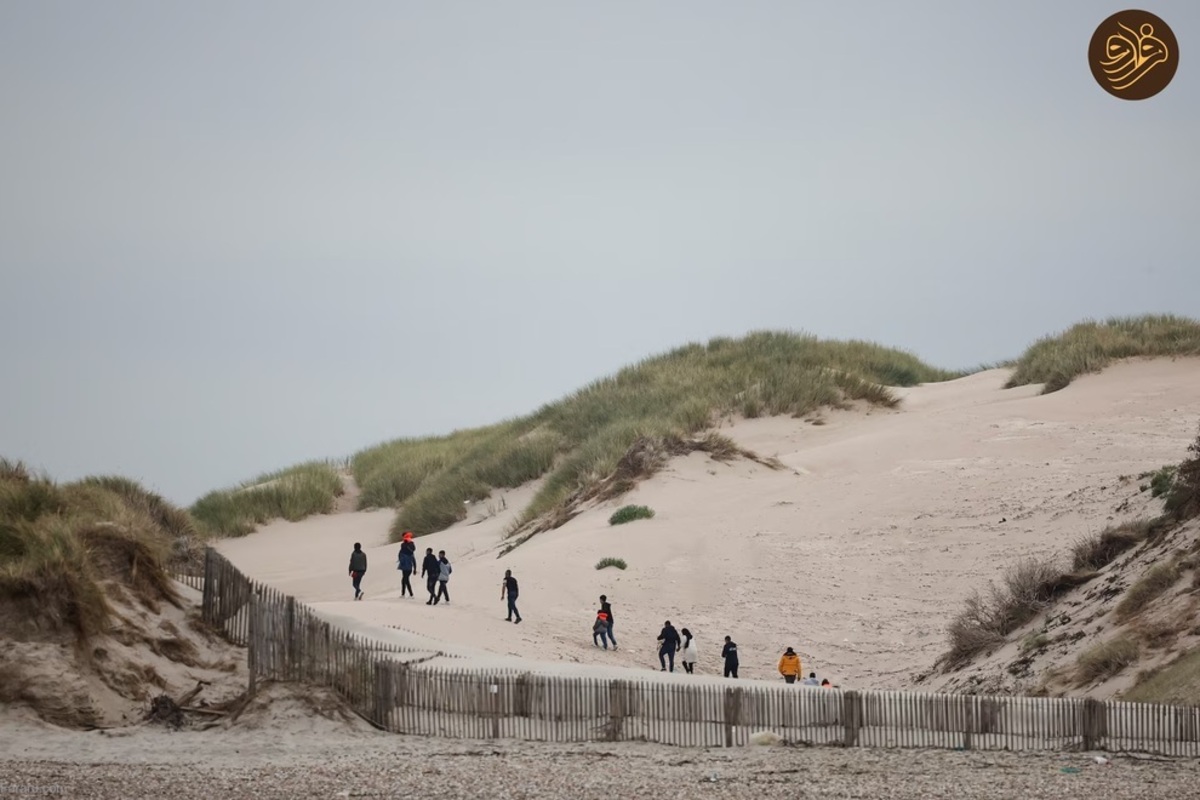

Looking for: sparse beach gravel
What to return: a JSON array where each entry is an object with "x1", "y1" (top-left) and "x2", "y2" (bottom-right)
[{"x1": 3, "y1": 733, "x2": 1200, "y2": 800}]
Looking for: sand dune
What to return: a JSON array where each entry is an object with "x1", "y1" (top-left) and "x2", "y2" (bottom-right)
[{"x1": 214, "y1": 358, "x2": 1200, "y2": 690}]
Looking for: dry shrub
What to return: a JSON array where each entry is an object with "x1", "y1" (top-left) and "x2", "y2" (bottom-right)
[
  {"x1": 939, "y1": 558, "x2": 1082, "y2": 670},
  {"x1": 1071, "y1": 519, "x2": 1155, "y2": 571},
  {"x1": 1116, "y1": 562, "x2": 1182, "y2": 621},
  {"x1": 1076, "y1": 637, "x2": 1140, "y2": 684},
  {"x1": 944, "y1": 592, "x2": 1007, "y2": 665}
]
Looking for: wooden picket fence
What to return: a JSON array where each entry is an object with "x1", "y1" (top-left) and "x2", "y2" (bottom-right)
[{"x1": 192, "y1": 547, "x2": 1200, "y2": 755}]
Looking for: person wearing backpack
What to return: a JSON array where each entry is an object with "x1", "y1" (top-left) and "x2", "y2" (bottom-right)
[
  {"x1": 397, "y1": 532, "x2": 417, "y2": 598},
  {"x1": 348, "y1": 542, "x2": 368, "y2": 601},
  {"x1": 421, "y1": 547, "x2": 441, "y2": 605},
  {"x1": 434, "y1": 550, "x2": 452, "y2": 604}
]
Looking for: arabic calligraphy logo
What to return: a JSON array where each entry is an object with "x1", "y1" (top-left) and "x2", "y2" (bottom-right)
[{"x1": 1089, "y1": 10, "x2": 1179, "y2": 100}]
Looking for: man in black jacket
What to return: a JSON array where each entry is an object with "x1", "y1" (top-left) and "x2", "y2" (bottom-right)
[
  {"x1": 722, "y1": 636, "x2": 739, "y2": 678},
  {"x1": 599, "y1": 594, "x2": 617, "y2": 650},
  {"x1": 348, "y1": 542, "x2": 367, "y2": 600},
  {"x1": 421, "y1": 547, "x2": 441, "y2": 605},
  {"x1": 501, "y1": 569, "x2": 521, "y2": 623},
  {"x1": 657, "y1": 620, "x2": 680, "y2": 672}
]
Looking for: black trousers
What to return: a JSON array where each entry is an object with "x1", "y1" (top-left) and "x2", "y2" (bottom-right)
[
  {"x1": 400, "y1": 569, "x2": 413, "y2": 596},
  {"x1": 435, "y1": 581, "x2": 450, "y2": 603},
  {"x1": 784, "y1": 675, "x2": 796, "y2": 684},
  {"x1": 426, "y1": 576, "x2": 438, "y2": 601},
  {"x1": 724, "y1": 661, "x2": 739, "y2": 678}
]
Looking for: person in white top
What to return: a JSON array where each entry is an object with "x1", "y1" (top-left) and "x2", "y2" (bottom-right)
[
  {"x1": 802, "y1": 672, "x2": 820, "y2": 686},
  {"x1": 679, "y1": 628, "x2": 697, "y2": 674}
]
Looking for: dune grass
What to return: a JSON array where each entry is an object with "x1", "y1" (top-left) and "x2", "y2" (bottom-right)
[
  {"x1": 595, "y1": 557, "x2": 627, "y2": 571},
  {"x1": 0, "y1": 459, "x2": 191, "y2": 642},
  {"x1": 351, "y1": 331, "x2": 960, "y2": 542},
  {"x1": 1004, "y1": 314, "x2": 1200, "y2": 394},
  {"x1": 1075, "y1": 636, "x2": 1140, "y2": 685},
  {"x1": 1123, "y1": 647, "x2": 1200, "y2": 705},
  {"x1": 188, "y1": 460, "x2": 344, "y2": 538},
  {"x1": 1114, "y1": 562, "x2": 1181, "y2": 622}
]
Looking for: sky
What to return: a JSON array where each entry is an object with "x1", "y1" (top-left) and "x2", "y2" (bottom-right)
[{"x1": 1, "y1": 1, "x2": 1198, "y2": 505}]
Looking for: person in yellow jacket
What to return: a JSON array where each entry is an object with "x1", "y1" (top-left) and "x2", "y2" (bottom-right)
[{"x1": 778, "y1": 647, "x2": 802, "y2": 684}]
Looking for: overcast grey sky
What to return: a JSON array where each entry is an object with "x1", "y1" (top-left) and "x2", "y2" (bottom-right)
[{"x1": 2, "y1": 1, "x2": 1197, "y2": 504}]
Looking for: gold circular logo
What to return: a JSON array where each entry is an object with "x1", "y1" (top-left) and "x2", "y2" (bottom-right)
[{"x1": 1089, "y1": 10, "x2": 1179, "y2": 100}]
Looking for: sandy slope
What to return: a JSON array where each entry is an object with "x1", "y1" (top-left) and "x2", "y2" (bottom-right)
[{"x1": 214, "y1": 358, "x2": 1200, "y2": 691}]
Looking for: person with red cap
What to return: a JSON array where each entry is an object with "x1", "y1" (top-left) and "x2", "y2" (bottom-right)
[{"x1": 397, "y1": 531, "x2": 417, "y2": 597}]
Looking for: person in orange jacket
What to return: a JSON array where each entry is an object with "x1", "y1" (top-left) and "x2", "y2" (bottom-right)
[{"x1": 778, "y1": 646, "x2": 802, "y2": 684}]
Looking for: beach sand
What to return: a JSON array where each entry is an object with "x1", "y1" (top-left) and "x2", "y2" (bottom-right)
[{"x1": 213, "y1": 358, "x2": 1200, "y2": 689}]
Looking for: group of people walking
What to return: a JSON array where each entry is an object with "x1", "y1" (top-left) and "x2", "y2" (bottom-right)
[
  {"x1": 351, "y1": 540, "x2": 833, "y2": 686},
  {"x1": 645, "y1": 619, "x2": 741, "y2": 677},
  {"x1": 346, "y1": 532, "x2": 455, "y2": 605}
]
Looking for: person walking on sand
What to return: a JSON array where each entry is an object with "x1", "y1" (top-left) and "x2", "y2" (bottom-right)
[
  {"x1": 397, "y1": 533, "x2": 416, "y2": 598},
  {"x1": 501, "y1": 569, "x2": 522, "y2": 623},
  {"x1": 802, "y1": 672, "x2": 820, "y2": 687},
  {"x1": 722, "y1": 636, "x2": 739, "y2": 678},
  {"x1": 778, "y1": 647, "x2": 802, "y2": 684},
  {"x1": 348, "y1": 543, "x2": 368, "y2": 601},
  {"x1": 433, "y1": 550, "x2": 452, "y2": 604},
  {"x1": 593, "y1": 610, "x2": 612, "y2": 649},
  {"x1": 657, "y1": 620, "x2": 681, "y2": 672},
  {"x1": 421, "y1": 547, "x2": 440, "y2": 605},
  {"x1": 680, "y1": 628, "x2": 697, "y2": 674},
  {"x1": 599, "y1": 594, "x2": 617, "y2": 650}
]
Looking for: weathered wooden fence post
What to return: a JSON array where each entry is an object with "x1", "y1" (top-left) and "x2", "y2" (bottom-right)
[
  {"x1": 1082, "y1": 698, "x2": 1106, "y2": 751},
  {"x1": 373, "y1": 660, "x2": 393, "y2": 730},
  {"x1": 489, "y1": 679, "x2": 501, "y2": 739},
  {"x1": 723, "y1": 687, "x2": 742, "y2": 748},
  {"x1": 963, "y1": 696, "x2": 975, "y2": 751},
  {"x1": 607, "y1": 680, "x2": 626, "y2": 742},
  {"x1": 284, "y1": 596, "x2": 296, "y2": 681},
  {"x1": 201, "y1": 547, "x2": 214, "y2": 623},
  {"x1": 842, "y1": 690, "x2": 861, "y2": 747},
  {"x1": 247, "y1": 593, "x2": 258, "y2": 695},
  {"x1": 515, "y1": 673, "x2": 530, "y2": 719}
]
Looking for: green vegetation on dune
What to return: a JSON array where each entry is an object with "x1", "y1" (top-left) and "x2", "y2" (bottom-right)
[
  {"x1": 609, "y1": 505, "x2": 655, "y2": 525},
  {"x1": 0, "y1": 459, "x2": 192, "y2": 642},
  {"x1": 190, "y1": 315, "x2": 1200, "y2": 543},
  {"x1": 1005, "y1": 314, "x2": 1200, "y2": 394},
  {"x1": 189, "y1": 460, "x2": 344, "y2": 538},
  {"x1": 350, "y1": 331, "x2": 960, "y2": 542}
]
